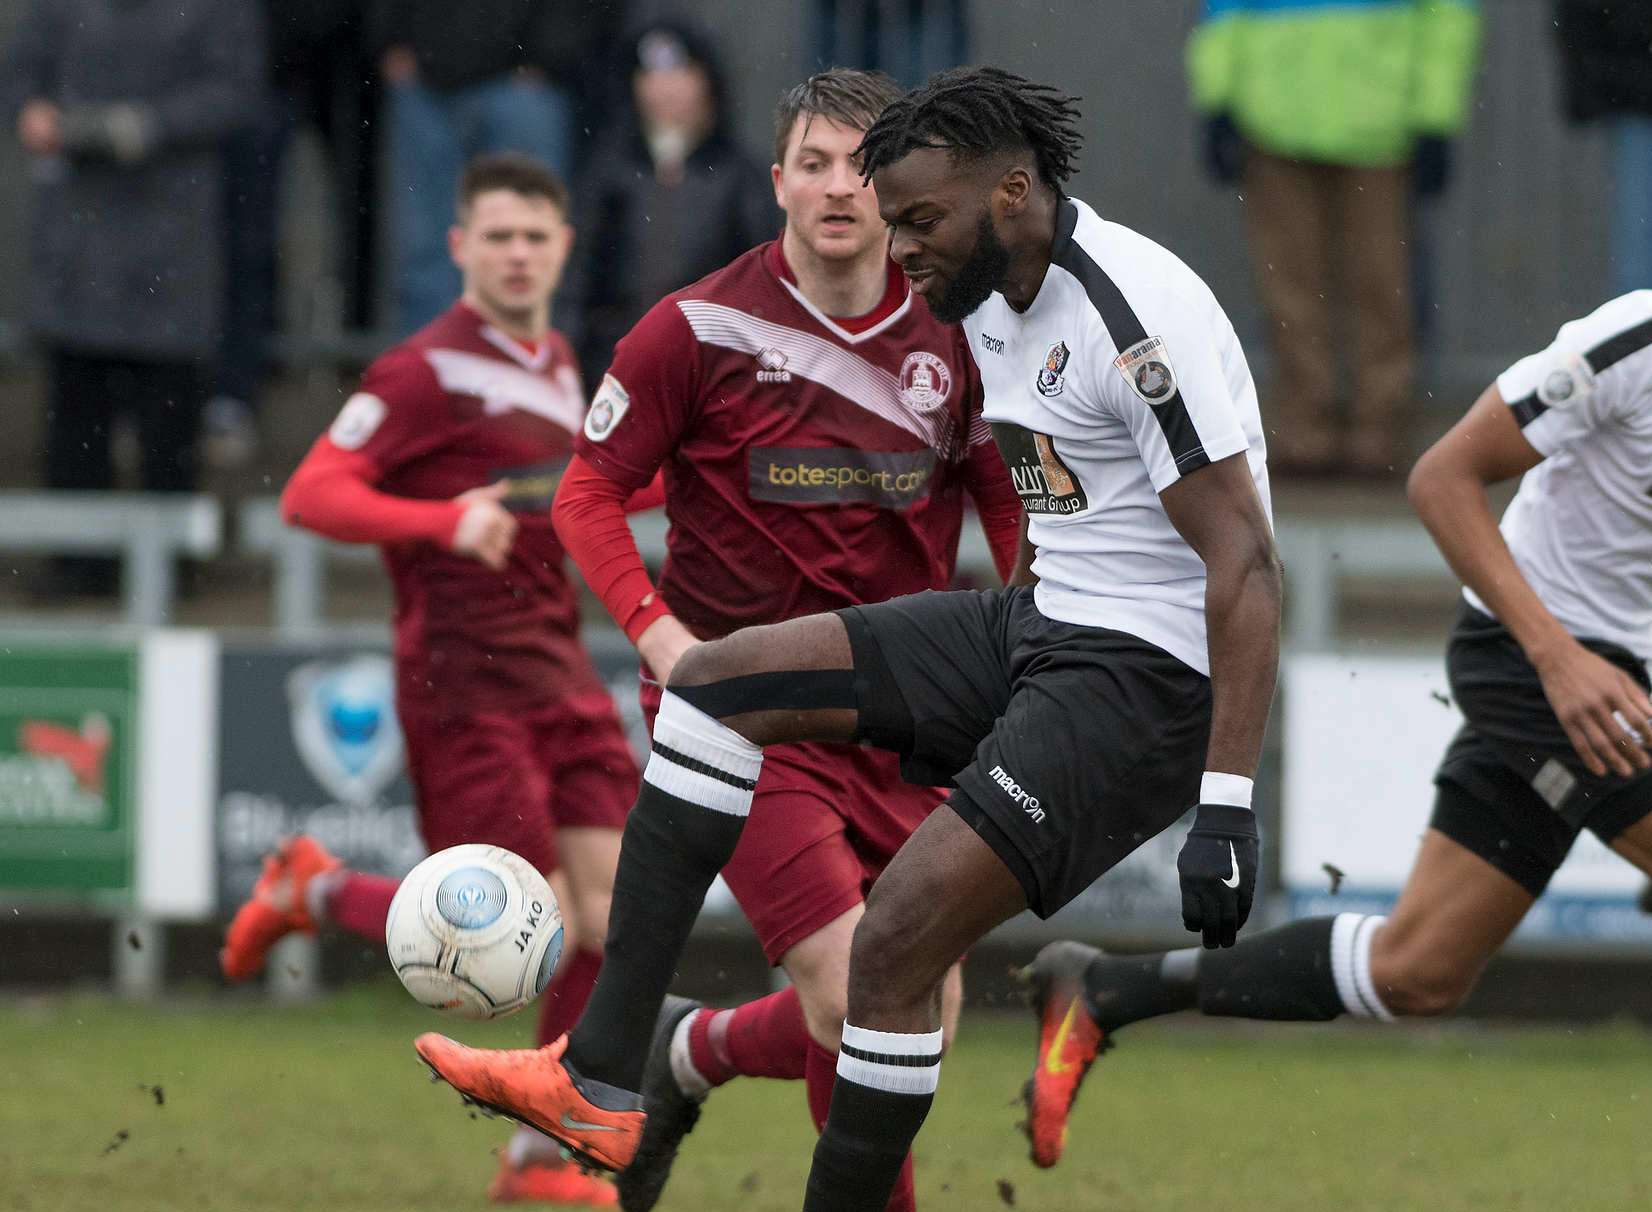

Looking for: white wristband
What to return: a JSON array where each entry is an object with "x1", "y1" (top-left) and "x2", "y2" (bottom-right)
[{"x1": 1200, "y1": 772, "x2": 1254, "y2": 808}]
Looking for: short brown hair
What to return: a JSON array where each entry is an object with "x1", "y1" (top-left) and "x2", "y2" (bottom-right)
[
  {"x1": 456, "y1": 152, "x2": 569, "y2": 221},
  {"x1": 773, "y1": 68, "x2": 903, "y2": 166}
]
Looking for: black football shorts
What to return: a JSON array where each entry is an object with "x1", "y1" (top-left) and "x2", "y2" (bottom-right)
[
  {"x1": 838, "y1": 584, "x2": 1211, "y2": 917},
  {"x1": 1431, "y1": 604, "x2": 1652, "y2": 896}
]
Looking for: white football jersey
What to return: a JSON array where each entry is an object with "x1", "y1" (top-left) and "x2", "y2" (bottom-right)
[
  {"x1": 1465, "y1": 291, "x2": 1652, "y2": 659},
  {"x1": 964, "y1": 197, "x2": 1270, "y2": 675}
]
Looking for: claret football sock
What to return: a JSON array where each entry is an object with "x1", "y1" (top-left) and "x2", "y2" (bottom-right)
[
  {"x1": 681, "y1": 985, "x2": 810, "y2": 1091},
  {"x1": 802, "y1": 1024, "x2": 940, "y2": 1212},
  {"x1": 319, "y1": 871, "x2": 397, "y2": 943},
  {"x1": 565, "y1": 691, "x2": 762, "y2": 1092}
]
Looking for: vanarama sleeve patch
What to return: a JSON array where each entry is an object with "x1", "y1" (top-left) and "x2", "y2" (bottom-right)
[
  {"x1": 328, "y1": 392, "x2": 387, "y2": 450},
  {"x1": 583, "y1": 374, "x2": 631, "y2": 442}
]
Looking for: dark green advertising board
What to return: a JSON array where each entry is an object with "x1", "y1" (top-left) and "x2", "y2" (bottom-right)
[{"x1": 0, "y1": 645, "x2": 138, "y2": 899}]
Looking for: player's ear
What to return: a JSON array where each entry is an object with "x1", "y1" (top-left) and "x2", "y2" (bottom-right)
[
  {"x1": 771, "y1": 161, "x2": 784, "y2": 209},
  {"x1": 995, "y1": 165, "x2": 1033, "y2": 219},
  {"x1": 447, "y1": 223, "x2": 466, "y2": 270}
]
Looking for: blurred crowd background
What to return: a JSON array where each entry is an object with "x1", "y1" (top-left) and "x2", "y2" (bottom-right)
[{"x1": 0, "y1": 0, "x2": 1640, "y2": 605}]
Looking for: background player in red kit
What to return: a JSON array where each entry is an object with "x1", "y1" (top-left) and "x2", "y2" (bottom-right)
[
  {"x1": 221, "y1": 154, "x2": 653, "y2": 1208},
  {"x1": 552, "y1": 71, "x2": 1023, "y2": 1212}
]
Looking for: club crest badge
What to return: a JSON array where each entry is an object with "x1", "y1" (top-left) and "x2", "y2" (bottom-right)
[
  {"x1": 1113, "y1": 335, "x2": 1178, "y2": 405},
  {"x1": 1037, "y1": 341, "x2": 1070, "y2": 397},
  {"x1": 287, "y1": 655, "x2": 404, "y2": 806},
  {"x1": 899, "y1": 351, "x2": 952, "y2": 413}
]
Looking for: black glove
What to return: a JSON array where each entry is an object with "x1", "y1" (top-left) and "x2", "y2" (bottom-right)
[
  {"x1": 1412, "y1": 134, "x2": 1452, "y2": 199},
  {"x1": 1177, "y1": 803, "x2": 1259, "y2": 949},
  {"x1": 1202, "y1": 113, "x2": 1246, "y2": 185}
]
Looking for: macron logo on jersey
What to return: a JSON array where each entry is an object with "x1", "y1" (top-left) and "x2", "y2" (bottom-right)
[{"x1": 989, "y1": 764, "x2": 1045, "y2": 823}]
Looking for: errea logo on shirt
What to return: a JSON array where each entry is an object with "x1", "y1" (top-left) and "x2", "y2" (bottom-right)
[{"x1": 755, "y1": 348, "x2": 792, "y2": 384}]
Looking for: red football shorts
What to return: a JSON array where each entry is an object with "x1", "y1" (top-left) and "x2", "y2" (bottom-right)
[
  {"x1": 640, "y1": 680, "x2": 944, "y2": 964},
  {"x1": 399, "y1": 690, "x2": 639, "y2": 876}
]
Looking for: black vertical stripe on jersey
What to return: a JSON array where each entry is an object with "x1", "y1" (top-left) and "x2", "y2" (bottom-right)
[
  {"x1": 1585, "y1": 316, "x2": 1652, "y2": 374},
  {"x1": 1049, "y1": 199, "x2": 1211, "y2": 475},
  {"x1": 1507, "y1": 391, "x2": 1547, "y2": 428}
]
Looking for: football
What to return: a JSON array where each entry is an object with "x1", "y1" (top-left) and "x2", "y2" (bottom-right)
[{"x1": 384, "y1": 844, "x2": 564, "y2": 1020}]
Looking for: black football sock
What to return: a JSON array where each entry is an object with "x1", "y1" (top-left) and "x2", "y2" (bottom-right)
[
  {"x1": 802, "y1": 1024, "x2": 942, "y2": 1212},
  {"x1": 563, "y1": 691, "x2": 762, "y2": 1095},
  {"x1": 1197, "y1": 913, "x2": 1393, "y2": 1021},
  {"x1": 1082, "y1": 951, "x2": 1199, "y2": 1030}
]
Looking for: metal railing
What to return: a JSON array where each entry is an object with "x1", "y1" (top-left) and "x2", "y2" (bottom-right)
[
  {"x1": 0, "y1": 492, "x2": 223, "y2": 625},
  {"x1": 239, "y1": 496, "x2": 1453, "y2": 647}
]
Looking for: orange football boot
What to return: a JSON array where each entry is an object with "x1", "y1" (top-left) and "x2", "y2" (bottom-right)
[
  {"x1": 219, "y1": 835, "x2": 342, "y2": 981},
  {"x1": 1018, "y1": 940, "x2": 1112, "y2": 1168},
  {"x1": 415, "y1": 1033, "x2": 644, "y2": 1173},
  {"x1": 488, "y1": 1153, "x2": 619, "y2": 1206}
]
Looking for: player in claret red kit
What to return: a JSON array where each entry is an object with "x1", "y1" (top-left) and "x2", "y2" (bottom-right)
[
  {"x1": 541, "y1": 70, "x2": 1023, "y2": 1212},
  {"x1": 221, "y1": 154, "x2": 657, "y2": 1208}
]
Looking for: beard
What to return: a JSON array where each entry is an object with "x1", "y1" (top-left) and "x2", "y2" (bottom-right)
[{"x1": 925, "y1": 212, "x2": 1011, "y2": 324}]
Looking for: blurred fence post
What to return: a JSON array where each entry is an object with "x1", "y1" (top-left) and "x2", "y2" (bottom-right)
[{"x1": 113, "y1": 916, "x2": 164, "y2": 999}]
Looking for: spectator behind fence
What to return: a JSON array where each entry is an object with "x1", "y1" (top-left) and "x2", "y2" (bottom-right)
[
  {"x1": 372, "y1": 0, "x2": 625, "y2": 335},
  {"x1": 1188, "y1": 0, "x2": 1480, "y2": 478},
  {"x1": 206, "y1": 1, "x2": 377, "y2": 470},
  {"x1": 1553, "y1": 1, "x2": 1652, "y2": 297},
  {"x1": 810, "y1": 0, "x2": 969, "y2": 87},
  {"x1": 2, "y1": 0, "x2": 263, "y2": 596},
  {"x1": 557, "y1": 22, "x2": 775, "y2": 387}
]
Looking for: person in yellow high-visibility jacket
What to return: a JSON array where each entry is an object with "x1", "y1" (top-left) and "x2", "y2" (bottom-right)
[{"x1": 1188, "y1": 0, "x2": 1480, "y2": 475}]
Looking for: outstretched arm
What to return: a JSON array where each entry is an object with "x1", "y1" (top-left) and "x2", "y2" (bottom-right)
[{"x1": 1408, "y1": 384, "x2": 1652, "y2": 777}]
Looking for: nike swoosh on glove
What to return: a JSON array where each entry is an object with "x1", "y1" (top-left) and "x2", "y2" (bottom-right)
[{"x1": 1176, "y1": 803, "x2": 1259, "y2": 949}]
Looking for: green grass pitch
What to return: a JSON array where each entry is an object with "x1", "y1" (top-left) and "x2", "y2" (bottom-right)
[{"x1": 3, "y1": 983, "x2": 1649, "y2": 1211}]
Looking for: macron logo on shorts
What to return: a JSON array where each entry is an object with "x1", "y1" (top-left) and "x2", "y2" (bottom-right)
[{"x1": 989, "y1": 764, "x2": 1045, "y2": 824}]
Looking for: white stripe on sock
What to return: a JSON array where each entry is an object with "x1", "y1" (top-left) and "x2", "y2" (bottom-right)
[
  {"x1": 645, "y1": 690, "x2": 763, "y2": 817},
  {"x1": 1330, "y1": 912, "x2": 1395, "y2": 1022},
  {"x1": 668, "y1": 1009, "x2": 712, "y2": 1099},
  {"x1": 836, "y1": 1022, "x2": 944, "y2": 1096},
  {"x1": 656, "y1": 691, "x2": 763, "y2": 775},
  {"x1": 642, "y1": 750, "x2": 754, "y2": 816},
  {"x1": 1351, "y1": 915, "x2": 1395, "y2": 1022}
]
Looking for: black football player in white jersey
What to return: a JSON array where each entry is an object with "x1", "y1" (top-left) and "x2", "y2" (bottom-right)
[
  {"x1": 1017, "y1": 291, "x2": 1652, "y2": 1168},
  {"x1": 414, "y1": 68, "x2": 1282, "y2": 1212}
]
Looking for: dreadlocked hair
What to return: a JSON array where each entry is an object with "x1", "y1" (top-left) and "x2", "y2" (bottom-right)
[{"x1": 856, "y1": 67, "x2": 1083, "y2": 191}]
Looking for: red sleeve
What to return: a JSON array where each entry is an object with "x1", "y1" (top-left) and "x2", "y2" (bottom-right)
[
  {"x1": 957, "y1": 374, "x2": 1023, "y2": 583},
  {"x1": 553, "y1": 455, "x2": 673, "y2": 643},
  {"x1": 574, "y1": 298, "x2": 701, "y2": 489},
  {"x1": 279, "y1": 349, "x2": 464, "y2": 547},
  {"x1": 624, "y1": 471, "x2": 667, "y2": 513}
]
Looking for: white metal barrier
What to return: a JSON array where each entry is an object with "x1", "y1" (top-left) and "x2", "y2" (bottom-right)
[
  {"x1": 0, "y1": 492, "x2": 223, "y2": 625},
  {"x1": 241, "y1": 496, "x2": 1452, "y2": 647},
  {"x1": 1274, "y1": 517, "x2": 1452, "y2": 649}
]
